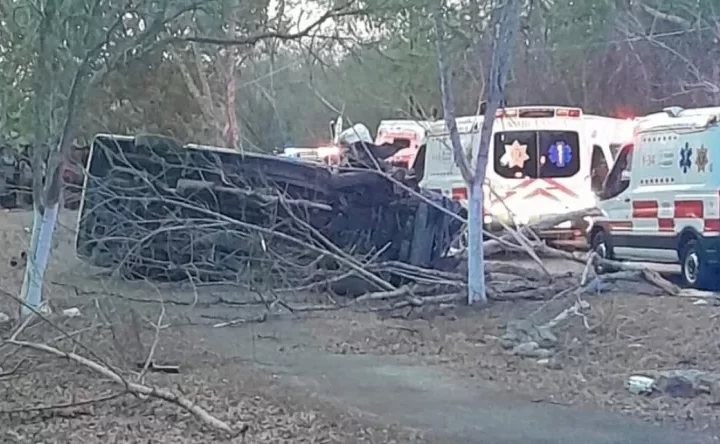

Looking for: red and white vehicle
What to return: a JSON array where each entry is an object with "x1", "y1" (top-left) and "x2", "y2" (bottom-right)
[
  {"x1": 374, "y1": 120, "x2": 431, "y2": 168},
  {"x1": 420, "y1": 106, "x2": 635, "y2": 243},
  {"x1": 590, "y1": 106, "x2": 720, "y2": 288}
]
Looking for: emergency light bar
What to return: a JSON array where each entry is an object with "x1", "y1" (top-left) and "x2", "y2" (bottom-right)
[{"x1": 495, "y1": 107, "x2": 582, "y2": 118}]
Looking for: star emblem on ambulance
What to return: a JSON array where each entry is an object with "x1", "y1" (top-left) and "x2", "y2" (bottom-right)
[
  {"x1": 501, "y1": 140, "x2": 530, "y2": 168},
  {"x1": 696, "y1": 145, "x2": 708, "y2": 172}
]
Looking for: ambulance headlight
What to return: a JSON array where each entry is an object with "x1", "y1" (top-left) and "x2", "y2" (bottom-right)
[{"x1": 483, "y1": 215, "x2": 493, "y2": 225}]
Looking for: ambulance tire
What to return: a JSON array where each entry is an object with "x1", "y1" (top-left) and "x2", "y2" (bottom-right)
[
  {"x1": 679, "y1": 239, "x2": 716, "y2": 290},
  {"x1": 590, "y1": 230, "x2": 615, "y2": 275}
]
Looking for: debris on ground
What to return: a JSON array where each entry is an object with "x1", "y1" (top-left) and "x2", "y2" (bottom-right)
[
  {"x1": 631, "y1": 369, "x2": 720, "y2": 401},
  {"x1": 501, "y1": 319, "x2": 558, "y2": 353},
  {"x1": 61, "y1": 307, "x2": 81, "y2": 317},
  {"x1": 626, "y1": 375, "x2": 656, "y2": 395}
]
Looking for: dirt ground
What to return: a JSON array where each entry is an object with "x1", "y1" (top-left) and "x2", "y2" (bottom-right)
[
  {"x1": 1, "y1": 209, "x2": 720, "y2": 442},
  {"x1": 306, "y1": 268, "x2": 720, "y2": 433},
  {"x1": 0, "y1": 210, "x2": 426, "y2": 443}
]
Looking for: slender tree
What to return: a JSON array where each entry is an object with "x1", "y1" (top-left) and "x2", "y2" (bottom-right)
[
  {"x1": 1, "y1": 0, "x2": 361, "y2": 316},
  {"x1": 434, "y1": 0, "x2": 519, "y2": 304}
]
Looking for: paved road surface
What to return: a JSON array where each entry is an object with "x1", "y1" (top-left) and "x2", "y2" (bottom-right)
[{"x1": 186, "y1": 318, "x2": 715, "y2": 444}]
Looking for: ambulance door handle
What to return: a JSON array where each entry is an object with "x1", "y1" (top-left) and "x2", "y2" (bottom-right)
[{"x1": 623, "y1": 198, "x2": 630, "y2": 203}]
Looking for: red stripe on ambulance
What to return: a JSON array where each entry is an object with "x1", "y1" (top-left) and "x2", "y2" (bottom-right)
[
  {"x1": 621, "y1": 198, "x2": 720, "y2": 234},
  {"x1": 500, "y1": 178, "x2": 536, "y2": 200},
  {"x1": 704, "y1": 219, "x2": 720, "y2": 232},
  {"x1": 609, "y1": 221, "x2": 633, "y2": 231},
  {"x1": 658, "y1": 218, "x2": 674, "y2": 232},
  {"x1": 451, "y1": 187, "x2": 467, "y2": 201},
  {"x1": 542, "y1": 178, "x2": 579, "y2": 198},
  {"x1": 632, "y1": 200, "x2": 658, "y2": 218},
  {"x1": 524, "y1": 188, "x2": 561, "y2": 202},
  {"x1": 674, "y1": 200, "x2": 704, "y2": 218}
]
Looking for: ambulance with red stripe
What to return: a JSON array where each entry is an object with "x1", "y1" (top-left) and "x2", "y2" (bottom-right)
[
  {"x1": 375, "y1": 120, "x2": 431, "y2": 168},
  {"x1": 420, "y1": 106, "x2": 634, "y2": 244},
  {"x1": 591, "y1": 106, "x2": 720, "y2": 288}
]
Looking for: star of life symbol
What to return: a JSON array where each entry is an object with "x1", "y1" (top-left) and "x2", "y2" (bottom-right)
[
  {"x1": 548, "y1": 141, "x2": 572, "y2": 168},
  {"x1": 679, "y1": 142, "x2": 692, "y2": 174}
]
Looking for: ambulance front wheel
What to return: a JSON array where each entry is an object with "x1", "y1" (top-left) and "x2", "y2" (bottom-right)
[{"x1": 679, "y1": 239, "x2": 715, "y2": 290}]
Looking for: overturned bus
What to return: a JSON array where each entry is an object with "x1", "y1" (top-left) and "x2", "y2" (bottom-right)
[{"x1": 75, "y1": 134, "x2": 464, "y2": 283}]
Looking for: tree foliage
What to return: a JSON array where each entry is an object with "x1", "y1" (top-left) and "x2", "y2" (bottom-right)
[{"x1": 3, "y1": 0, "x2": 720, "y2": 151}]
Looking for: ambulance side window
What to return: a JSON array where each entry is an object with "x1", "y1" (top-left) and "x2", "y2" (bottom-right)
[
  {"x1": 590, "y1": 145, "x2": 610, "y2": 195},
  {"x1": 600, "y1": 144, "x2": 633, "y2": 200}
]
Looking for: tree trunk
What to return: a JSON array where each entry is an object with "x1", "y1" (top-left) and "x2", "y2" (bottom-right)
[
  {"x1": 223, "y1": 55, "x2": 240, "y2": 150},
  {"x1": 19, "y1": 204, "x2": 42, "y2": 316},
  {"x1": 21, "y1": 92, "x2": 74, "y2": 315},
  {"x1": 467, "y1": 179, "x2": 486, "y2": 304},
  {"x1": 20, "y1": 202, "x2": 58, "y2": 315},
  {"x1": 434, "y1": 0, "x2": 519, "y2": 305}
]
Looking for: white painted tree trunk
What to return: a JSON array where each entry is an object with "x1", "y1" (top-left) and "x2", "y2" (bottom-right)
[
  {"x1": 20, "y1": 202, "x2": 59, "y2": 316},
  {"x1": 467, "y1": 180, "x2": 487, "y2": 304},
  {"x1": 19, "y1": 205, "x2": 42, "y2": 314},
  {"x1": 434, "y1": 0, "x2": 518, "y2": 305}
]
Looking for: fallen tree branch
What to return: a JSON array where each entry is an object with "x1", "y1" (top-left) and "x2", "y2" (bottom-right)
[
  {"x1": 355, "y1": 285, "x2": 413, "y2": 302},
  {"x1": 212, "y1": 312, "x2": 267, "y2": 328},
  {"x1": 139, "y1": 303, "x2": 165, "y2": 380},
  {"x1": 542, "y1": 298, "x2": 591, "y2": 330},
  {"x1": 590, "y1": 269, "x2": 680, "y2": 295},
  {"x1": 0, "y1": 391, "x2": 126, "y2": 414},
  {"x1": 580, "y1": 253, "x2": 595, "y2": 286},
  {"x1": 394, "y1": 292, "x2": 465, "y2": 309},
  {"x1": 485, "y1": 184, "x2": 552, "y2": 277},
  {"x1": 0, "y1": 358, "x2": 26, "y2": 377},
  {"x1": 484, "y1": 261, "x2": 550, "y2": 281},
  {"x1": 6, "y1": 339, "x2": 236, "y2": 434},
  {"x1": 483, "y1": 208, "x2": 598, "y2": 256},
  {"x1": 529, "y1": 240, "x2": 678, "y2": 295}
]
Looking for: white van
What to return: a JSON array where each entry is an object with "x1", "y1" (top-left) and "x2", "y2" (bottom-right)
[
  {"x1": 420, "y1": 106, "x2": 634, "y2": 243},
  {"x1": 590, "y1": 106, "x2": 720, "y2": 288}
]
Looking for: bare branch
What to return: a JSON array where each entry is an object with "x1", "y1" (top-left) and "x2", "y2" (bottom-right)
[
  {"x1": 180, "y1": 6, "x2": 366, "y2": 46},
  {"x1": 6, "y1": 339, "x2": 236, "y2": 434},
  {"x1": 432, "y1": 7, "x2": 474, "y2": 184}
]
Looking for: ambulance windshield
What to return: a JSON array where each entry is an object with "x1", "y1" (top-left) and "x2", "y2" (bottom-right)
[{"x1": 493, "y1": 130, "x2": 580, "y2": 179}]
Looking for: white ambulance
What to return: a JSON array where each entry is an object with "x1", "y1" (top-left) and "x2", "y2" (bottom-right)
[
  {"x1": 590, "y1": 106, "x2": 720, "y2": 289},
  {"x1": 375, "y1": 119, "x2": 431, "y2": 168},
  {"x1": 420, "y1": 106, "x2": 635, "y2": 243}
]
